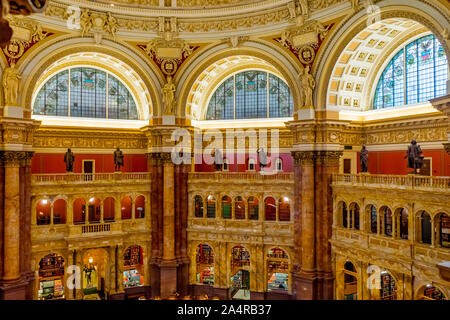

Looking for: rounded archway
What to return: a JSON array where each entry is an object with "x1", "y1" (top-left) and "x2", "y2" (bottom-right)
[
  {"x1": 135, "y1": 195, "x2": 146, "y2": 219},
  {"x1": 416, "y1": 284, "x2": 447, "y2": 300},
  {"x1": 278, "y1": 197, "x2": 291, "y2": 222},
  {"x1": 36, "y1": 199, "x2": 51, "y2": 225},
  {"x1": 247, "y1": 196, "x2": 259, "y2": 220},
  {"x1": 234, "y1": 196, "x2": 245, "y2": 220},
  {"x1": 436, "y1": 212, "x2": 450, "y2": 248},
  {"x1": 194, "y1": 195, "x2": 204, "y2": 218},
  {"x1": 317, "y1": 2, "x2": 450, "y2": 111},
  {"x1": 103, "y1": 197, "x2": 115, "y2": 222},
  {"x1": 121, "y1": 196, "x2": 132, "y2": 220},
  {"x1": 22, "y1": 39, "x2": 162, "y2": 120},
  {"x1": 38, "y1": 253, "x2": 65, "y2": 300},
  {"x1": 267, "y1": 248, "x2": 289, "y2": 292},
  {"x1": 123, "y1": 245, "x2": 145, "y2": 288},
  {"x1": 73, "y1": 198, "x2": 86, "y2": 224},
  {"x1": 87, "y1": 197, "x2": 101, "y2": 223},
  {"x1": 230, "y1": 246, "x2": 250, "y2": 300},
  {"x1": 178, "y1": 43, "x2": 302, "y2": 120},
  {"x1": 343, "y1": 261, "x2": 358, "y2": 300},
  {"x1": 368, "y1": 268, "x2": 398, "y2": 300},
  {"x1": 53, "y1": 199, "x2": 67, "y2": 225},
  {"x1": 196, "y1": 244, "x2": 214, "y2": 285},
  {"x1": 264, "y1": 197, "x2": 276, "y2": 221},
  {"x1": 82, "y1": 248, "x2": 108, "y2": 298},
  {"x1": 206, "y1": 195, "x2": 216, "y2": 218},
  {"x1": 221, "y1": 195, "x2": 232, "y2": 219}
]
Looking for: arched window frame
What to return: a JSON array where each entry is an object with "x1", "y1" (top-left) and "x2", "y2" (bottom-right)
[
  {"x1": 33, "y1": 67, "x2": 139, "y2": 120},
  {"x1": 205, "y1": 70, "x2": 294, "y2": 120},
  {"x1": 373, "y1": 33, "x2": 448, "y2": 109}
]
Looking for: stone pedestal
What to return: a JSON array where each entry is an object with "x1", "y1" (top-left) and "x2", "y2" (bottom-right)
[{"x1": 160, "y1": 261, "x2": 178, "y2": 298}]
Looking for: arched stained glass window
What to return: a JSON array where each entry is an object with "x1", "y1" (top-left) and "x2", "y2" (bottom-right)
[
  {"x1": 373, "y1": 34, "x2": 448, "y2": 109},
  {"x1": 206, "y1": 70, "x2": 293, "y2": 120},
  {"x1": 33, "y1": 67, "x2": 139, "y2": 120}
]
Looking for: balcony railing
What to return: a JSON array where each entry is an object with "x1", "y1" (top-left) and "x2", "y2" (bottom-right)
[
  {"x1": 32, "y1": 172, "x2": 151, "y2": 185},
  {"x1": 333, "y1": 173, "x2": 450, "y2": 191},
  {"x1": 189, "y1": 172, "x2": 293, "y2": 182},
  {"x1": 82, "y1": 223, "x2": 111, "y2": 233}
]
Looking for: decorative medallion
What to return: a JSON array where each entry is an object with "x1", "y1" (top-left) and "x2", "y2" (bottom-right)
[
  {"x1": 161, "y1": 59, "x2": 178, "y2": 76},
  {"x1": 298, "y1": 45, "x2": 315, "y2": 64}
]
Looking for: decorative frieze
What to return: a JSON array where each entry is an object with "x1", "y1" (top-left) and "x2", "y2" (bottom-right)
[{"x1": 33, "y1": 129, "x2": 147, "y2": 150}]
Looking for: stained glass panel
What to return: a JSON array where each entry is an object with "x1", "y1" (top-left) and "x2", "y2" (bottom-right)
[
  {"x1": 34, "y1": 67, "x2": 138, "y2": 120},
  {"x1": 206, "y1": 70, "x2": 293, "y2": 120},
  {"x1": 373, "y1": 34, "x2": 448, "y2": 109}
]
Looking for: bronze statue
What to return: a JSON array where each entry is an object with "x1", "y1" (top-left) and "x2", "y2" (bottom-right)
[
  {"x1": 114, "y1": 147, "x2": 124, "y2": 171},
  {"x1": 213, "y1": 148, "x2": 223, "y2": 171},
  {"x1": 258, "y1": 148, "x2": 268, "y2": 170},
  {"x1": 405, "y1": 139, "x2": 424, "y2": 174},
  {"x1": 360, "y1": 145, "x2": 369, "y2": 173},
  {"x1": 64, "y1": 148, "x2": 75, "y2": 172}
]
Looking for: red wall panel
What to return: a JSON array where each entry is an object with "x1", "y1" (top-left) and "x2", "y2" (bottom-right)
[
  {"x1": 32, "y1": 153, "x2": 148, "y2": 174},
  {"x1": 359, "y1": 149, "x2": 449, "y2": 176}
]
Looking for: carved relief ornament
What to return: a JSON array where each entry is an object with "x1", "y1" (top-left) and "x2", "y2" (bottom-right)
[{"x1": 0, "y1": 150, "x2": 34, "y2": 166}]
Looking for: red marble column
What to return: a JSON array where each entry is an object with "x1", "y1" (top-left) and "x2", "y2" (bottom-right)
[
  {"x1": 0, "y1": 151, "x2": 34, "y2": 300},
  {"x1": 291, "y1": 151, "x2": 317, "y2": 299},
  {"x1": 148, "y1": 153, "x2": 162, "y2": 298},
  {"x1": 291, "y1": 150, "x2": 342, "y2": 300}
]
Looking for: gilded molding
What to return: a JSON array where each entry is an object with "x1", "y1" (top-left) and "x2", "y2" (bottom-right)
[{"x1": 33, "y1": 129, "x2": 147, "y2": 149}]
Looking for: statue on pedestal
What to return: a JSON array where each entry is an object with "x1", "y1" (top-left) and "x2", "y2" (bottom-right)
[
  {"x1": 258, "y1": 148, "x2": 268, "y2": 171},
  {"x1": 404, "y1": 139, "x2": 424, "y2": 174},
  {"x1": 213, "y1": 148, "x2": 223, "y2": 171},
  {"x1": 298, "y1": 65, "x2": 315, "y2": 108},
  {"x1": 64, "y1": 148, "x2": 75, "y2": 172},
  {"x1": 2, "y1": 62, "x2": 21, "y2": 106},
  {"x1": 162, "y1": 75, "x2": 176, "y2": 115},
  {"x1": 114, "y1": 147, "x2": 124, "y2": 171},
  {"x1": 360, "y1": 145, "x2": 369, "y2": 173}
]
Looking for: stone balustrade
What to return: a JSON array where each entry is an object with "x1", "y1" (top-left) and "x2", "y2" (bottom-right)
[
  {"x1": 333, "y1": 173, "x2": 450, "y2": 192},
  {"x1": 31, "y1": 172, "x2": 151, "y2": 185},
  {"x1": 188, "y1": 172, "x2": 293, "y2": 182}
]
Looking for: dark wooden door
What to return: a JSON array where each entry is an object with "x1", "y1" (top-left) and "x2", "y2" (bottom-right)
[{"x1": 344, "y1": 159, "x2": 351, "y2": 174}]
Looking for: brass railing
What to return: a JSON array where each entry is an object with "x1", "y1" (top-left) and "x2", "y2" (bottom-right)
[{"x1": 333, "y1": 173, "x2": 450, "y2": 191}]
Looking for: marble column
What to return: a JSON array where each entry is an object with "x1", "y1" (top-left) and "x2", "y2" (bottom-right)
[
  {"x1": 291, "y1": 150, "x2": 342, "y2": 300},
  {"x1": 291, "y1": 151, "x2": 316, "y2": 300},
  {"x1": 3, "y1": 156, "x2": 21, "y2": 281},
  {"x1": 160, "y1": 153, "x2": 178, "y2": 298},
  {"x1": 315, "y1": 151, "x2": 341, "y2": 299}
]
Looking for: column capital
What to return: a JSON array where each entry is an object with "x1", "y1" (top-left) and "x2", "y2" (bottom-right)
[
  {"x1": 315, "y1": 150, "x2": 343, "y2": 166},
  {"x1": 291, "y1": 150, "x2": 316, "y2": 166},
  {"x1": 444, "y1": 143, "x2": 450, "y2": 155},
  {"x1": 0, "y1": 151, "x2": 34, "y2": 166},
  {"x1": 147, "y1": 152, "x2": 173, "y2": 164}
]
